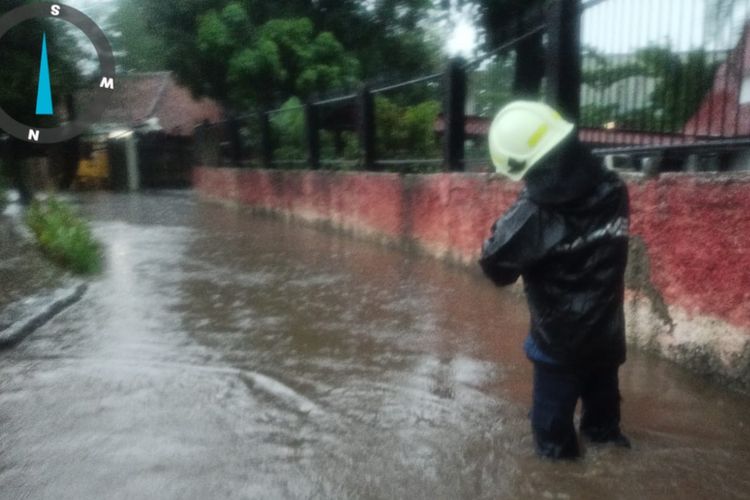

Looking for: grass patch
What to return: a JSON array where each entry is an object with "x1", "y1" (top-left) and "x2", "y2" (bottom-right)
[{"x1": 25, "y1": 198, "x2": 102, "y2": 275}]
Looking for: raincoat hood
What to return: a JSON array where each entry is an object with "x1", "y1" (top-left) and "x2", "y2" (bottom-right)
[
  {"x1": 523, "y1": 137, "x2": 607, "y2": 206},
  {"x1": 479, "y1": 148, "x2": 630, "y2": 367}
]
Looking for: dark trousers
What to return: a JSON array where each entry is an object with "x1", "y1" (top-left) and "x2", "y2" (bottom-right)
[{"x1": 531, "y1": 362, "x2": 622, "y2": 459}]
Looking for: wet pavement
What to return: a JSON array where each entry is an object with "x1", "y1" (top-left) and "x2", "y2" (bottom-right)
[
  {"x1": 0, "y1": 211, "x2": 64, "y2": 313},
  {"x1": 1, "y1": 191, "x2": 749, "y2": 499}
]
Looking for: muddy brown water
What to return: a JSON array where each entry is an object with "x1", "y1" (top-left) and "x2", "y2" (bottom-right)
[{"x1": 0, "y1": 192, "x2": 748, "y2": 499}]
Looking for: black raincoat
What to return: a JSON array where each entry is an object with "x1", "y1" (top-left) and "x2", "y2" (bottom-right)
[{"x1": 479, "y1": 139, "x2": 629, "y2": 367}]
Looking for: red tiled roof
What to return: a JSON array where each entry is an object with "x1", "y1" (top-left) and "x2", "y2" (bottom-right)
[
  {"x1": 435, "y1": 115, "x2": 692, "y2": 146},
  {"x1": 79, "y1": 72, "x2": 224, "y2": 136},
  {"x1": 577, "y1": 128, "x2": 699, "y2": 147},
  {"x1": 150, "y1": 75, "x2": 224, "y2": 136},
  {"x1": 684, "y1": 24, "x2": 750, "y2": 136},
  {"x1": 433, "y1": 115, "x2": 492, "y2": 136}
]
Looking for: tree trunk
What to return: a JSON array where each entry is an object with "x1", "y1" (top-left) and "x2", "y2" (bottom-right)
[{"x1": 6, "y1": 140, "x2": 33, "y2": 205}]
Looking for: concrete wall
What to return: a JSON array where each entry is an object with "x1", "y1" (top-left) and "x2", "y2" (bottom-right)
[{"x1": 194, "y1": 167, "x2": 750, "y2": 390}]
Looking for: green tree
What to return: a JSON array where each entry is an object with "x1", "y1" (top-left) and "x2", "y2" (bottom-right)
[
  {"x1": 215, "y1": 16, "x2": 360, "y2": 107},
  {"x1": 580, "y1": 46, "x2": 718, "y2": 132},
  {"x1": 376, "y1": 96, "x2": 441, "y2": 163},
  {"x1": 270, "y1": 96, "x2": 305, "y2": 161},
  {"x1": 214, "y1": 0, "x2": 440, "y2": 81},
  {"x1": 110, "y1": 0, "x2": 168, "y2": 72},
  {"x1": 109, "y1": 0, "x2": 441, "y2": 108},
  {"x1": 269, "y1": 97, "x2": 359, "y2": 168},
  {"x1": 473, "y1": 0, "x2": 547, "y2": 98},
  {"x1": 629, "y1": 47, "x2": 718, "y2": 132}
]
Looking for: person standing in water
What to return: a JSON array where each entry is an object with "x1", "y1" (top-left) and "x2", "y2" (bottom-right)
[{"x1": 479, "y1": 101, "x2": 631, "y2": 459}]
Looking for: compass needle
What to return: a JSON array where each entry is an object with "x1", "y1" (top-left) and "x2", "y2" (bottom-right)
[{"x1": 35, "y1": 32, "x2": 54, "y2": 116}]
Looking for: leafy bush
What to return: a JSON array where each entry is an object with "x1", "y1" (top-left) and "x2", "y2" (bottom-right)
[
  {"x1": 271, "y1": 97, "x2": 360, "y2": 170},
  {"x1": 26, "y1": 199, "x2": 102, "y2": 274},
  {"x1": 270, "y1": 97, "x2": 306, "y2": 165},
  {"x1": 269, "y1": 95, "x2": 442, "y2": 173},
  {"x1": 320, "y1": 130, "x2": 360, "y2": 170},
  {"x1": 375, "y1": 96, "x2": 442, "y2": 173}
]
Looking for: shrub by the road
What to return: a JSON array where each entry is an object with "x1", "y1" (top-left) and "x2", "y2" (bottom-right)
[{"x1": 26, "y1": 199, "x2": 101, "y2": 274}]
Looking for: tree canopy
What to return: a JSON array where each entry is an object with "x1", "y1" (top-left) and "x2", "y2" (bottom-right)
[
  {"x1": 581, "y1": 46, "x2": 719, "y2": 132},
  {"x1": 198, "y1": 12, "x2": 360, "y2": 107},
  {"x1": 110, "y1": 0, "x2": 168, "y2": 72},
  {"x1": 473, "y1": 0, "x2": 547, "y2": 97},
  {"x1": 112, "y1": 0, "x2": 442, "y2": 109}
]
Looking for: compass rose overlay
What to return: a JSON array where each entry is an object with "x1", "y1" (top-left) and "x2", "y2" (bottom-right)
[{"x1": 0, "y1": 2, "x2": 115, "y2": 144}]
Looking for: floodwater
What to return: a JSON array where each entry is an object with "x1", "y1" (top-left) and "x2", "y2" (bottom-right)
[{"x1": 1, "y1": 192, "x2": 749, "y2": 500}]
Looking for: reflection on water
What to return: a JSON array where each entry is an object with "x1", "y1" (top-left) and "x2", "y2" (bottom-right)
[{"x1": 0, "y1": 192, "x2": 748, "y2": 499}]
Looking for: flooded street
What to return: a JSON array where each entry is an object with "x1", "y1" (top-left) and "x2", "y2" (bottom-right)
[{"x1": 1, "y1": 192, "x2": 749, "y2": 499}]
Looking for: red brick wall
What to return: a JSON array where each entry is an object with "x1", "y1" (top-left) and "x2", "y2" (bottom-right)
[
  {"x1": 628, "y1": 173, "x2": 750, "y2": 330},
  {"x1": 194, "y1": 167, "x2": 750, "y2": 333}
]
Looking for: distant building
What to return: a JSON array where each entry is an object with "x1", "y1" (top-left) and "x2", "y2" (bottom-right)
[
  {"x1": 684, "y1": 24, "x2": 750, "y2": 138},
  {"x1": 75, "y1": 72, "x2": 225, "y2": 189},
  {"x1": 79, "y1": 71, "x2": 224, "y2": 137},
  {"x1": 683, "y1": 23, "x2": 750, "y2": 171}
]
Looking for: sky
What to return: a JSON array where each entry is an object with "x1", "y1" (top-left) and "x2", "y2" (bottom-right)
[
  {"x1": 62, "y1": 0, "x2": 116, "y2": 24},
  {"x1": 581, "y1": 0, "x2": 743, "y2": 53},
  {"x1": 447, "y1": 0, "x2": 750, "y2": 57},
  {"x1": 41, "y1": 0, "x2": 118, "y2": 74}
]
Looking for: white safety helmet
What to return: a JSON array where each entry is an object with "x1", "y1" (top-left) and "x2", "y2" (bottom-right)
[{"x1": 488, "y1": 101, "x2": 575, "y2": 181}]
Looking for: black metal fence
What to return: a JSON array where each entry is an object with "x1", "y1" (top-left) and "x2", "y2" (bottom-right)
[
  {"x1": 370, "y1": 73, "x2": 445, "y2": 172},
  {"x1": 195, "y1": 66, "x2": 460, "y2": 173},
  {"x1": 580, "y1": 0, "x2": 750, "y2": 170},
  {"x1": 196, "y1": 0, "x2": 750, "y2": 174},
  {"x1": 194, "y1": 0, "x2": 560, "y2": 173},
  {"x1": 464, "y1": 25, "x2": 546, "y2": 170},
  {"x1": 315, "y1": 94, "x2": 358, "y2": 170}
]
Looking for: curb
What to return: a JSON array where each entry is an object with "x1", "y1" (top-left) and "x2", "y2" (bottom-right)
[{"x1": 0, "y1": 283, "x2": 87, "y2": 349}]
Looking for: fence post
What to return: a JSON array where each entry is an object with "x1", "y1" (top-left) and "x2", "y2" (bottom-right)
[
  {"x1": 305, "y1": 101, "x2": 320, "y2": 170},
  {"x1": 443, "y1": 57, "x2": 466, "y2": 172},
  {"x1": 546, "y1": 0, "x2": 582, "y2": 121},
  {"x1": 2, "y1": 138, "x2": 32, "y2": 205},
  {"x1": 60, "y1": 94, "x2": 80, "y2": 189},
  {"x1": 358, "y1": 84, "x2": 376, "y2": 170},
  {"x1": 193, "y1": 122, "x2": 204, "y2": 167},
  {"x1": 260, "y1": 111, "x2": 273, "y2": 168},
  {"x1": 227, "y1": 116, "x2": 242, "y2": 167}
]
